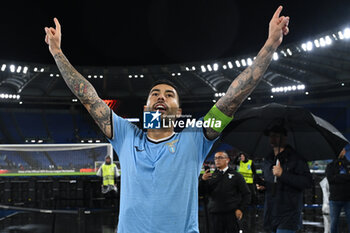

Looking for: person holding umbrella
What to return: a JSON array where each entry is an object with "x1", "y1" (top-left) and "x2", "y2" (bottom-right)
[
  {"x1": 326, "y1": 148, "x2": 350, "y2": 233},
  {"x1": 256, "y1": 124, "x2": 313, "y2": 233}
]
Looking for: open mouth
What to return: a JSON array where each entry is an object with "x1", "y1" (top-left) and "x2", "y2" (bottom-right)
[{"x1": 154, "y1": 103, "x2": 167, "y2": 113}]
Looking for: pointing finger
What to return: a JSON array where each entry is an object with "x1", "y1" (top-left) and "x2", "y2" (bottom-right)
[
  {"x1": 54, "y1": 18, "x2": 61, "y2": 33},
  {"x1": 272, "y1": 6, "x2": 283, "y2": 19}
]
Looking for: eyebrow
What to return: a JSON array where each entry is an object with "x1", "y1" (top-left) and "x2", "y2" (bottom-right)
[{"x1": 150, "y1": 89, "x2": 176, "y2": 95}]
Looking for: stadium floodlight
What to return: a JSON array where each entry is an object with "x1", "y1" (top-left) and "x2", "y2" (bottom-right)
[
  {"x1": 273, "y1": 52, "x2": 279, "y2": 60},
  {"x1": 292, "y1": 85, "x2": 296, "y2": 91},
  {"x1": 94, "y1": 75, "x2": 97, "y2": 78},
  {"x1": 34, "y1": 67, "x2": 38, "y2": 72},
  {"x1": 56, "y1": 74, "x2": 59, "y2": 77},
  {"x1": 223, "y1": 65, "x2": 227, "y2": 70},
  {"x1": 301, "y1": 43, "x2": 307, "y2": 51},
  {"x1": 306, "y1": 41, "x2": 313, "y2": 51},
  {"x1": 341, "y1": 83, "x2": 345, "y2": 86},
  {"x1": 207, "y1": 64, "x2": 213, "y2": 72},
  {"x1": 344, "y1": 28, "x2": 350, "y2": 39},
  {"x1": 4, "y1": 94, "x2": 8, "y2": 99},
  {"x1": 235, "y1": 60, "x2": 241, "y2": 68},
  {"x1": 272, "y1": 88, "x2": 276, "y2": 93},
  {"x1": 177, "y1": 73, "x2": 181, "y2": 76},
  {"x1": 241, "y1": 59, "x2": 247, "y2": 67},
  {"x1": 212, "y1": 100, "x2": 216, "y2": 103},
  {"x1": 270, "y1": 95, "x2": 274, "y2": 99},
  {"x1": 314, "y1": 39, "x2": 320, "y2": 48},
  {"x1": 247, "y1": 58, "x2": 253, "y2": 66},
  {"x1": 23, "y1": 66, "x2": 28, "y2": 74},
  {"x1": 88, "y1": 75, "x2": 92, "y2": 78},
  {"x1": 140, "y1": 75, "x2": 143, "y2": 78},
  {"x1": 227, "y1": 61, "x2": 233, "y2": 69},
  {"x1": 338, "y1": 31, "x2": 344, "y2": 40},
  {"x1": 214, "y1": 93, "x2": 219, "y2": 97},
  {"x1": 281, "y1": 50, "x2": 287, "y2": 57},
  {"x1": 100, "y1": 75, "x2": 103, "y2": 78},
  {"x1": 171, "y1": 73, "x2": 175, "y2": 77},
  {"x1": 319, "y1": 37, "x2": 326, "y2": 47},
  {"x1": 185, "y1": 67, "x2": 190, "y2": 71},
  {"x1": 1, "y1": 64, "x2": 5, "y2": 71},
  {"x1": 192, "y1": 66, "x2": 196, "y2": 71},
  {"x1": 201, "y1": 65, "x2": 206, "y2": 73},
  {"x1": 19, "y1": 101, "x2": 23, "y2": 104},
  {"x1": 10, "y1": 65, "x2": 15, "y2": 73},
  {"x1": 286, "y1": 48, "x2": 292, "y2": 56},
  {"x1": 16, "y1": 95, "x2": 20, "y2": 99},
  {"x1": 247, "y1": 97, "x2": 251, "y2": 101},
  {"x1": 305, "y1": 92, "x2": 309, "y2": 95},
  {"x1": 128, "y1": 75, "x2": 132, "y2": 78},
  {"x1": 40, "y1": 68, "x2": 44, "y2": 72},
  {"x1": 325, "y1": 36, "x2": 332, "y2": 45},
  {"x1": 134, "y1": 75, "x2": 138, "y2": 78},
  {"x1": 213, "y1": 63, "x2": 218, "y2": 71}
]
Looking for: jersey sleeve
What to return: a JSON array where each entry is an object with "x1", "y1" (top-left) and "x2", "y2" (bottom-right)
[{"x1": 107, "y1": 111, "x2": 141, "y2": 158}]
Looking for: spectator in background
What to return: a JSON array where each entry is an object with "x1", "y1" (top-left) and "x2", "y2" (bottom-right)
[
  {"x1": 257, "y1": 125, "x2": 312, "y2": 233},
  {"x1": 200, "y1": 151, "x2": 251, "y2": 233},
  {"x1": 235, "y1": 152, "x2": 258, "y2": 233},
  {"x1": 97, "y1": 155, "x2": 119, "y2": 207},
  {"x1": 235, "y1": 152, "x2": 258, "y2": 205},
  {"x1": 326, "y1": 148, "x2": 350, "y2": 233}
]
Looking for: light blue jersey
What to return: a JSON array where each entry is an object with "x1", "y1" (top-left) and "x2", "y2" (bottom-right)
[{"x1": 108, "y1": 112, "x2": 217, "y2": 233}]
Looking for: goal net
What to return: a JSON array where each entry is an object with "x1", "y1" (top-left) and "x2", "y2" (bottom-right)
[{"x1": 0, "y1": 143, "x2": 113, "y2": 176}]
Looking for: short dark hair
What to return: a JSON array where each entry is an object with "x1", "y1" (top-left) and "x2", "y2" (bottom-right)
[{"x1": 148, "y1": 79, "x2": 181, "y2": 105}]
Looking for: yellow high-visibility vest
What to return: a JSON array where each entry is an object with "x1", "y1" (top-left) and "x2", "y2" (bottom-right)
[
  {"x1": 102, "y1": 163, "x2": 116, "y2": 186},
  {"x1": 238, "y1": 160, "x2": 253, "y2": 184}
]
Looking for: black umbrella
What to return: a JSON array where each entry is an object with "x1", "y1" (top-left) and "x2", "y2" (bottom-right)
[{"x1": 221, "y1": 103, "x2": 349, "y2": 161}]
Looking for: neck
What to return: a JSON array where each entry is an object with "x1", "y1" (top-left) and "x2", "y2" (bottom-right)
[
  {"x1": 218, "y1": 166, "x2": 228, "y2": 171},
  {"x1": 147, "y1": 127, "x2": 174, "y2": 140},
  {"x1": 273, "y1": 146, "x2": 285, "y2": 156}
]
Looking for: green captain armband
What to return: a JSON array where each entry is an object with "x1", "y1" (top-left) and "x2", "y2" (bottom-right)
[{"x1": 203, "y1": 105, "x2": 233, "y2": 133}]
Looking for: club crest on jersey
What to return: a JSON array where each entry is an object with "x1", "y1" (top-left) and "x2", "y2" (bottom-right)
[
  {"x1": 228, "y1": 173, "x2": 234, "y2": 179},
  {"x1": 165, "y1": 139, "x2": 178, "y2": 154}
]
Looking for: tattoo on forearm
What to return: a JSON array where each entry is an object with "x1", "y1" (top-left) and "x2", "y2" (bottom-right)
[
  {"x1": 216, "y1": 44, "x2": 275, "y2": 116},
  {"x1": 53, "y1": 52, "x2": 112, "y2": 138},
  {"x1": 53, "y1": 52, "x2": 98, "y2": 104},
  {"x1": 205, "y1": 44, "x2": 275, "y2": 140}
]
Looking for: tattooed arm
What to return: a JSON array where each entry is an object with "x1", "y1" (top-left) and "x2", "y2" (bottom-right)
[
  {"x1": 45, "y1": 18, "x2": 112, "y2": 139},
  {"x1": 205, "y1": 6, "x2": 290, "y2": 140}
]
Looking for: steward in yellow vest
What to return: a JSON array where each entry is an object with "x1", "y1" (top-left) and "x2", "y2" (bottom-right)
[{"x1": 97, "y1": 155, "x2": 120, "y2": 194}]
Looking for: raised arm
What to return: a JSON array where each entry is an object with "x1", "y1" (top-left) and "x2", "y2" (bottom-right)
[
  {"x1": 44, "y1": 18, "x2": 112, "y2": 139},
  {"x1": 205, "y1": 6, "x2": 289, "y2": 140}
]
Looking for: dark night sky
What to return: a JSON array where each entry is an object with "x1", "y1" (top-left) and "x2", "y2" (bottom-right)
[{"x1": 0, "y1": 0, "x2": 349, "y2": 66}]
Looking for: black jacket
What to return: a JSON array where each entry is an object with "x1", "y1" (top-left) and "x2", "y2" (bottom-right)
[
  {"x1": 326, "y1": 157, "x2": 350, "y2": 201},
  {"x1": 199, "y1": 167, "x2": 251, "y2": 214},
  {"x1": 261, "y1": 146, "x2": 312, "y2": 231}
]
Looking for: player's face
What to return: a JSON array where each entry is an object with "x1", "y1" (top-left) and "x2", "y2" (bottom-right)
[{"x1": 145, "y1": 84, "x2": 181, "y2": 118}]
